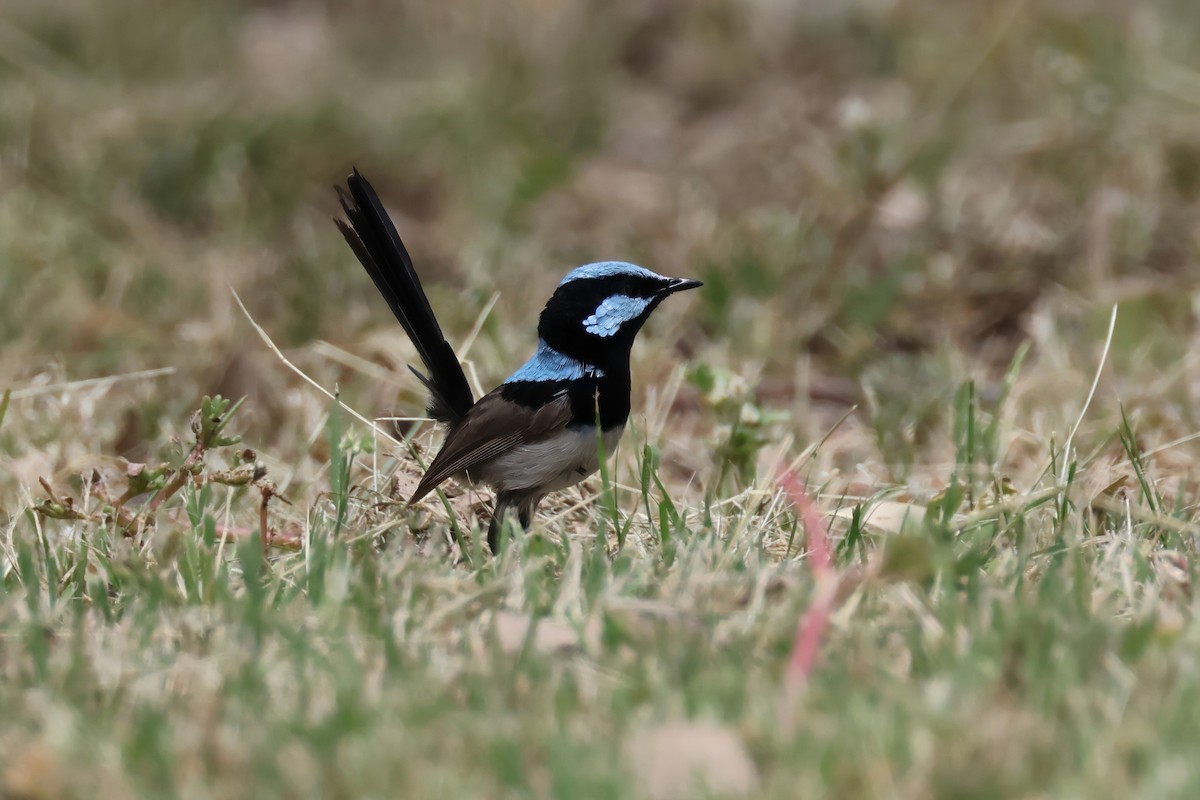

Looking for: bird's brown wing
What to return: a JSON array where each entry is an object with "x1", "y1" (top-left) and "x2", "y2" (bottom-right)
[{"x1": 409, "y1": 389, "x2": 573, "y2": 503}]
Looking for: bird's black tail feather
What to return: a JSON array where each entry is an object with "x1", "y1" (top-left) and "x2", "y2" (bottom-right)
[{"x1": 335, "y1": 169, "x2": 474, "y2": 424}]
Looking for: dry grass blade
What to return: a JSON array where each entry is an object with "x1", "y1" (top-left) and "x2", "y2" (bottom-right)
[
  {"x1": 231, "y1": 286, "x2": 401, "y2": 447},
  {"x1": 7, "y1": 367, "x2": 175, "y2": 400},
  {"x1": 1060, "y1": 303, "x2": 1118, "y2": 481}
]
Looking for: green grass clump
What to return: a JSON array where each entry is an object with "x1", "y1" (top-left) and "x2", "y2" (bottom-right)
[{"x1": 7, "y1": 389, "x2": 1200, "y2": 798}]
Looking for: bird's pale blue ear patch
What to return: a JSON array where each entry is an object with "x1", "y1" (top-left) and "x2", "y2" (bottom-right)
[{"x1": 583, "y1": 294, "x2": 655, "y2": 337}]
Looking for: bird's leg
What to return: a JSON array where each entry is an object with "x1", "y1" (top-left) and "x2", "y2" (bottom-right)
[
  {"x1": 488, "y1": 491, "x2": 519, "y2": 555},
  {"x1": 487, "y1": 492, "x2": 545, "y2": 554},
  {"x1": 517, "y1": 494, "x2": 544, "y2": 528}
]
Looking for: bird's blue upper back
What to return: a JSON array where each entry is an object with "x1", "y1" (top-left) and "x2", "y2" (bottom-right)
[{"x1": 504, "y1": 339, "x2": 604, "y2": 384}]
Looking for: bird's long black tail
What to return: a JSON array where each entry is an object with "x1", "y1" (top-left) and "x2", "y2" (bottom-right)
[{"x1": 334, "y1": 169, "x2": 474, "y2": 424}]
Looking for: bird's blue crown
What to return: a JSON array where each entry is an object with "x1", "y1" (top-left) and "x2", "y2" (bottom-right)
[{"x1": 559, "y1": 261, "x2": 665, "y2": 286}]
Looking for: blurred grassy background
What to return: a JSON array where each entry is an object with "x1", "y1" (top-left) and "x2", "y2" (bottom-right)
[
  {"x1": 5, "y1": 1, "x2": 1200, "y2": 797},
  {"x1": 4, "y1": 0, "x2": 1199, "y2": 484}
]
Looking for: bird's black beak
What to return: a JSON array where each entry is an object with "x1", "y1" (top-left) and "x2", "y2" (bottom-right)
[{"x1": 663, "y1": 277, "x2": 704, "y2": 295}]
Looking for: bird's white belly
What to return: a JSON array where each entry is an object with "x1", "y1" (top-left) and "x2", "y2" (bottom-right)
[{"x1": 478, "y1": 425, "x2": 624, "y2": 494}]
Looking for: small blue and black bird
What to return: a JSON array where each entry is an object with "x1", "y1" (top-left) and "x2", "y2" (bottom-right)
[{"x1": 334, "y1": 170, "x2": 701, "y2": 552}]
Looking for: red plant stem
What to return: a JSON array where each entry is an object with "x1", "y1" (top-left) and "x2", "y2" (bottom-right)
[
  {"x1": 259, "y1": 488, "x2": 271, "y2": 554},
  {"x1": 214, "y1": 524, "x2": 302, "y2": 551},
  {"x1": 147, "y1": 443, "x2": 205, "y2": 514},
  {"x1": 780, "y1": 470, "x2": 838, "y2": 716}
]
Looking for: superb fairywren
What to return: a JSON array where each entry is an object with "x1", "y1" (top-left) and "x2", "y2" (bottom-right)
[{"x1": 335, "y1": 170, "x2": 701, "y2": 552}]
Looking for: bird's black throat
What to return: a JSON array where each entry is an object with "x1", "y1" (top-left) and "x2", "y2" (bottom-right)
[{"x1": 499, "y1": 366, "x2": 632, "y2": 431}]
